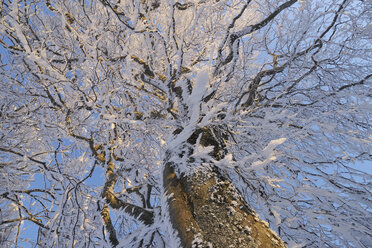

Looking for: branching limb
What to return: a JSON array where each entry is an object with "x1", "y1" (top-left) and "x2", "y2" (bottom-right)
[
  {"x1": 217, "y1": 0, "x2": 298, "y2": 69},
  {"x1": 0, "y1": 147, "x2": 46, "y2": 167},
  {"x1": 101, "y1": 204, "x2": 119, "y2": 247},
  {"x1": 1, "y1": 193, "x2": 48, "y2": 229},
  {"x1": 101, "y1": 160, "x2": 154, "y2": 225},
  {"x1": 99, "y1": 0, "x2": 134, "y2": 30}
]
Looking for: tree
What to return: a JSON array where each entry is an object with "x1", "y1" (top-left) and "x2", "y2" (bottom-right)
[{"x1": 0, "y1": 0, "x2": 371, "y2": 247}]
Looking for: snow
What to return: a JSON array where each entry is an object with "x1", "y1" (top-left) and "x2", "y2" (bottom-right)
[
  {"x1": 188, "y1": 68, "x2": 209, "y2": 124},
  {"x1": 191, "y1": 233, "x2": 204, "y2": 248},
  {"x1": 169, "y1": 68, "x2": 210, "y2": 150},
  {"x1": 2, "y1": 0, "x2": 371, "y2": 247},
  {"x1": 263, "y1": 138, "x2": 287, "y2": 155},
  {"x1": 234, "y1": 26, "x2": 253, "y2": 38}
]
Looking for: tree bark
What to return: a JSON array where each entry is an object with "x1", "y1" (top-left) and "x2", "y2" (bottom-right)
[
  {"x1": 164, "y1": 164, "x2": 286, "y2": 248},
  {"x1": 163, "y1": 128, "x2": 287, "y2": 248}
]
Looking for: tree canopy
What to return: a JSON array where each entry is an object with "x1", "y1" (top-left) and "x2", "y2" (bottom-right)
[{"x1": 0, "y1": 0, "x2": 371, "y2": 247}]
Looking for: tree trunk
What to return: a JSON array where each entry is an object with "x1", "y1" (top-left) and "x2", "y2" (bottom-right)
[
  {"x1": 163, "y1": 128, "x2": 287, "y2": 248},
  {"x1": 164, "y1": 164, "x2": 286, "y2": 248}
]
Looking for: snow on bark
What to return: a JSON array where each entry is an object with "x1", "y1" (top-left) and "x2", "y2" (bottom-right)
[{"x1": 0, "y1": 0, "x2": 371, "y2": 247}]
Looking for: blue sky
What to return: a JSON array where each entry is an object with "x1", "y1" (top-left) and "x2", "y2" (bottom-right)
[{"x1": 1, "y1": 1, "x2": 371, "y2": 246}]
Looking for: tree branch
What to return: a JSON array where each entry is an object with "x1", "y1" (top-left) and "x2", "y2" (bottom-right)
[
  {"x1": 234, "y1": 0, "x2": 298, "y2": 39},
  {"x1": 101, "y1": 160, "x2": 154, "y2": 225},
  {"x1": 100, "y1": 204, "x2": 119, "y2": 247},
  {"x1": 218, "y1": 0, "x2": 298, "y2": 70}
]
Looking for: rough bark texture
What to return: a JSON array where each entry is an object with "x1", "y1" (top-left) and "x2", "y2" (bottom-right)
[
  {"x1": 163, "y1": 127, "x2": 287, "y2": 247},
  {"x1": 164, "y1": 164, "x2": 287, "y2": 248}
]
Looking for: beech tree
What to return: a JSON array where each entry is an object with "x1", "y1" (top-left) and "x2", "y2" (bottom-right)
[{"x1": 0, "y1": 0, "x2": 371, "y2": 247}]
